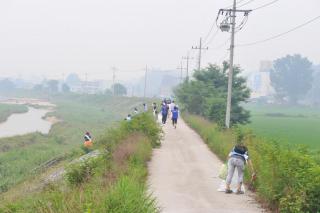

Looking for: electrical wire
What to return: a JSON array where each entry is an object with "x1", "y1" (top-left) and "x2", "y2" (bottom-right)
[
  {"x1": 252, "y1": 0, "x2": 280, "y2": 11},
  {"x1": 204, "y1": 28, "x2": 220, "y2": 46},
  {"x1": 237, "y1": 15, "x2": 320, "y2": 47},
  {"x1": 237, "y1": 0, "x2": 256, "y2": 8},
  {"x1": 203, "y1": 20, "x2": 218, "y2": 43},
  {"x1": 210, "y1": 38, "x2": 231, "y2": 50}
]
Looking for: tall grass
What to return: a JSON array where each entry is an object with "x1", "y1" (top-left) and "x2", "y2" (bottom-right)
[
  {"x1": 0, "y1": 104, "x2": 28, "y2": 122},
  {"x1": 0, "y1": 113, "x2": 161, "y2": 213},
  {"x1": 184, "y1": 113, "x2": 320, "y2": 213}
]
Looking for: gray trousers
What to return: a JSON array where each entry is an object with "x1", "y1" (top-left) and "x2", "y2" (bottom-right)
[{"x1": 226, "y1": 157, "x2": 245, "y2": 185}]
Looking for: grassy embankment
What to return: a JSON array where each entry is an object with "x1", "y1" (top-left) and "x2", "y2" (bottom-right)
[
  {"x1": 183, "y1": 113, "x2": 320, "y2": 213},
  {"x1": 245, "y1": 104, "x2": 320, "y2": 150},
  {"x1": 0, "y1": 113, "x2": 161, "y2": 213},
  {"x1": 0, "y1": 104, "x2": 28, "y2": 123},
  {"x1": 0, "y1": 93, "x2": 146, "y2": 193}
]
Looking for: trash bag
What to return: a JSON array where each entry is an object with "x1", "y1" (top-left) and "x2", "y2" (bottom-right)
[{"x1": 218, "y1": 163, "x2": 228, "y2": 180}]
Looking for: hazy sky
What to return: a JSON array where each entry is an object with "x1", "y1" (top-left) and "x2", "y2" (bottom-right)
[{"x1": 0, "y1": 0, "x2": 319, "y2": 81}]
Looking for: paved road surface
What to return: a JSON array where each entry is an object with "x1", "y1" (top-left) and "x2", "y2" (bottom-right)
[{"x1": 148, "y1": 118, "x2": 263, "y2": 213}]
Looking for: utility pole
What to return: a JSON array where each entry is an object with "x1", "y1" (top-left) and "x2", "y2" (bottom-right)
[
  {"x1": 144, "y1": 65, "x2": 147, "y2": 98},
  {"x1": 111, "y1": 67, "x2": 116, "y2": 96},
  {"x1": 182, "y1": 53, "x2": 193, "y2": 81},
  {"x1": 192, "y1": 37, "x2": 208, "y2": 71},
  {"x1": 176, "y1": 61, "x2": 184, "y2": 83},
  {"x1": 217, "y1": 1, "x2": 252, "y2": 128}
]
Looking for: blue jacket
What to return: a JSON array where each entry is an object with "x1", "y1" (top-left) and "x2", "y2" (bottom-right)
[
  {"x1": 172, "y1": 109, "x2": 179, "y2": 119},
  {"x1": 161, "y1": 105, "x2": 168, "y2": 115}
]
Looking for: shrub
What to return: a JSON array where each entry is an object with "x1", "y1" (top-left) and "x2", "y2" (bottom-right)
[{"x1": 65, "y1": 158, "x2": 99, "y2": 186}]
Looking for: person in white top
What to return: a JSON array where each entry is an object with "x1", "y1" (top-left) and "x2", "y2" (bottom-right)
[{"x1": 169, "y1": 100, "x2": 175, "y2": 117}]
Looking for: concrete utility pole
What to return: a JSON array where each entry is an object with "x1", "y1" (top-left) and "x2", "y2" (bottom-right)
[
  {"x1": 182, "y1": 53, "x2": 193, "y2": 81},
  {"x1": 217, "y1": 1, "x2": 252, "y2": 128},
  {"x1": 111, "y1": 67, "x2": 116, "y2": 96},
  {"x1": 176, "y1": 61, "x2": 184, "y2": 83},
  {"x1": 144, "y1": 65, "x2": 148, "y2": 98},
  {"x1": 225, "y1": 0, "x2": 236, "y2": 129},
  {"x1": 192, "y1": 37, "x2": 208, "y2": 71}
]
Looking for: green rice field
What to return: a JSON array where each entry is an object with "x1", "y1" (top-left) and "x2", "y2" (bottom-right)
[{"x1": 245, "y1": 104, "x2": 320, "y2": 150}]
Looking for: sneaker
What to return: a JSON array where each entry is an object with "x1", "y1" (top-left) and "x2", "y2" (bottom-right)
[
  {"x1": 225, "y1": 189, "x2": 233, "y2": 194},
  {"x1": 236, "y1": 190, "x2": 244, "y2": 195}
]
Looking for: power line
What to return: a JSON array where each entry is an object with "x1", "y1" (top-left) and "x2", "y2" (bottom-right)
[
  {"x1": 237, "y1": 15, "x2": 320, "y2": 47},
  {"x1": 210, "y1": 38, "x2": 231, "y2": 50},
  {"x1": 237, "y1": 0, "x2": 256, "y2": 8},
  {"x1": 252, "y1": 0, "x2": 280, "y2": 11},
  {"x1": 204, "y1": 28, "x2": 220, "y2": 46},
  {"x1": 203, "y1": 20, "x2": 217, "y2": 43}
]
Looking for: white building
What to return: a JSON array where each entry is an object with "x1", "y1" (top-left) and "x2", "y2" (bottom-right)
[{"x1": 247, "y1": 61, "x2": 274, "y2": 99}]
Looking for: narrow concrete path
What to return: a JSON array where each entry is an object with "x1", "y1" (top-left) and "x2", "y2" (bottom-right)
[{"x1": 148, "y1": 118, "x2": 263, "y2": 213}]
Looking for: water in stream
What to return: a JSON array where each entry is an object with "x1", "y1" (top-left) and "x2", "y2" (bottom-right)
[{"x1": 0, "y1": 107, "x2": 52, "y2": 138}]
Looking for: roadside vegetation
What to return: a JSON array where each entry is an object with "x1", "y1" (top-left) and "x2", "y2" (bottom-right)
[
  {"x1": 183, "y1": 114, "x2": 320, "y2": 213},
  {"x1": 0, "y1": 93, "x2": 146, "y2": 193},
  {"x1": 0, "y1": 104, "x2": 28, "y2": 123},
  {"x1": 175, "y1": 63, "x2": 320, "y2": 212},
  {"x1": 0, "y1": 113, "x2": 161, "y2": 213}
]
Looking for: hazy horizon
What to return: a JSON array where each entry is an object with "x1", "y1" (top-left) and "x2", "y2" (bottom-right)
[{"x1": 0, "y1": 0, "x2": 319, "y2": 81}]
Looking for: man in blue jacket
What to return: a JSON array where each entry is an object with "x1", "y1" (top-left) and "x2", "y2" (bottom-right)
[{"x1": 171, "y1": 106, "x2": 179, "y2": 129}]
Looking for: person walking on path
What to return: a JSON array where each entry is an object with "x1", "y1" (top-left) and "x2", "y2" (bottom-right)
[
  {"x1": 225, "y1": 143, "x2": 255, "y2": 194},
  {"x1": 161, "y1": 103, "x2": 169, "y2": 124},
  {"x1": 171, "y1": 106, "x2": 179, "y2": 128}
]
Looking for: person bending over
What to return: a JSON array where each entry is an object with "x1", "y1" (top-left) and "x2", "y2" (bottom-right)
[{"x1": 225, "y1": 143, "x2": 255, "y2": 194}]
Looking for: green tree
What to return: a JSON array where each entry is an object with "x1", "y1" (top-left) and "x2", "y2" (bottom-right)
[
  {"x1": 0, "y1": 79, "x2": 15, "y2": 91},
  {"x1": 270, "y1": 54, "x2": 313, "y2": 104},
  {"x1": 105, "y1": 88, "x2": 113, "y2": 96},
  {"x1": 33, "y1": 84, "x2": 43, "y2": 91},
  {"x1": 308, "y1": 70, "x2": 320, "y2": 106},
  {"x1": 47, "y1": 80, "x2": 59, "y2": 93},
  {"x1": 112, "y1": 83, "x2": 127, "y2": 96},
  {"x1": 65, "y1": 73, "x2": 81, "y2": 86},
  {"x1": 62, "y1": 83, "x2": 70, "y2": 93},
  {"x1": 175, "y1": 62, "x2": 250, "y2": 127}
]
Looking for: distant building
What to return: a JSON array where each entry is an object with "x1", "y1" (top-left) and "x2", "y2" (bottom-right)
[
  {"x1": 67, "y1": 80, "x2": 108, "y2": 94},
  {"x1": 130, "y1": 69, "x2": 180, "y2": 98},
  {"x1": 247, "y1": 61, "x2": 273, "y2": 99},
  {"x1": 80, "y1": 80, "x2": 108, "y2": 94}
]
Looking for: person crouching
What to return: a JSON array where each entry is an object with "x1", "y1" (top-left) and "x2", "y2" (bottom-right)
[{"x1": 225, "y1": 143, "x2": 255, "y2": 194}]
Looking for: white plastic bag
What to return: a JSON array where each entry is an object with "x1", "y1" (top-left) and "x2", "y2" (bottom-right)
[{"x1": 218, "y1": 163, "x2": 228, "y2": 180}]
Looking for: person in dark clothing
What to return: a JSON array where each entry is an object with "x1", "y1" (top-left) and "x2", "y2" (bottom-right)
[
  {"x1": 84, "y1": 132, "x2": 92, "y2": 142},
  {"x1": 161, "y1": 103, "x2": 169, "y2": 124},
  {"x1": 152, "y1": 102, "x2": 158, "y2": 118}
]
